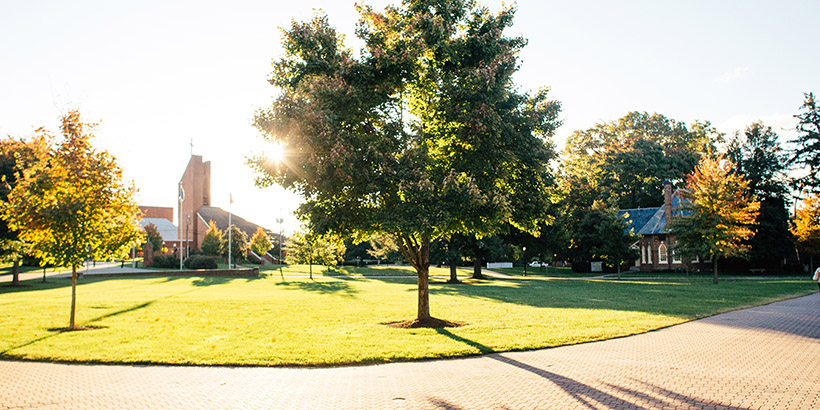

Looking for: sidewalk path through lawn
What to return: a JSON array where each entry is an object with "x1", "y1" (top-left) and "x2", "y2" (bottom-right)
[{"x1": 2, "y1": 294, "x2": 819, "y2": 409}]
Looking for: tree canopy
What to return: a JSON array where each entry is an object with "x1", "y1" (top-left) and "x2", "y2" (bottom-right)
[
  {"x1": 222, "y1": 224, "x2": 248, "y2": 265},
  {"x1": 1, "y1": 110, "x2": 142, "y2": 329},
  {"x1": 667, "y1": 157, "x2": 760, "y2": 283},
  {"x1": 200, "y1": 220, "x2": 225, "y2": 257},
  {"x1": 791, "y1": 194, "x2": 820, "y2": 258},
  {"x1": 726, "y1": 122, "x2": 792, "y2": 267},
  {"x1": 250, "y1": 0, "x2": 561, "y2": 323},
  {"x1": 562, "y1": 111, "x2": 721, "y2": 209},
  {"x1": 286, "y1": 229, "x2": 346, "y2": 279},
  {"x1": 250, "y1": 226, "x2": 273, "y2": 256}
]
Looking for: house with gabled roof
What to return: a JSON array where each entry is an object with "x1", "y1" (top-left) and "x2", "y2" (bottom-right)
[{"x1": 618, "y1": 180, "x2": 700, "y2": 272}]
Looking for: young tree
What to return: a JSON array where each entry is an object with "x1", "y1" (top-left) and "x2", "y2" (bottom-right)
[
  {"x1": 791, "y1": 195, "x2": 820, "y2": 264},
  {"x1": 667, "y1": 157, "x2": 760, "y2": 284},
  {"x1": 222, "y1": 224, "x2": 248, "y2": 266},
  {"x1": 143, "y1": 223, "x2": 164, "y2": 254},
  {"x1": 200, "y1": 220, "x2": 224, "y2": 256},
  {"x1": 250, "y1": 2, "x2": 561, "y2": 325},
  {"x1": 250, "y1": 226, "x2": 273, "y2": 256},
  {"x1": 569, "y1": 203, "x2": 638, "y2": 277},
  {"x1": 791, "y1": 92, "x2": 820, "y2": 192},
  {"x1": 286, "y1": 229, "x2": 345, "y2": 279},
  {"x1": 367, "y1": 234, "x2": 400, "y2": 264},
  {"x1": 1, "y1": 110, "x2": 142, "y2": 329}
]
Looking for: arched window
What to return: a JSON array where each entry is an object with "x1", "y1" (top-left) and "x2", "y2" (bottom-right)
[
  {"x1": 641, "y1": 244, "x2": 646, "y2": 264},
  {"x1": 658, "y1": 243, "x2": 668, "y2": 264}
]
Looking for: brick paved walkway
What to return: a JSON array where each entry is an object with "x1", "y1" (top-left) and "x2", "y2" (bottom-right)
[{"x1": 2, "y1": 294, "x2": 819, "y2": 410}]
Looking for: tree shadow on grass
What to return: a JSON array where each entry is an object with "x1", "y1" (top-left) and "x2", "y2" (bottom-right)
[
  {"x1": 419, "y1": 276, "x2": 809, "y2": 320},
  {"x1": 275, "y1": 279, "x2": 358, "y2": 298},
  {"x1": 433, "y1": 330, "x2": 756, "y2": 410},
  {"x1": 1, "y1": 287, "x2": 198, "y2": 356}
]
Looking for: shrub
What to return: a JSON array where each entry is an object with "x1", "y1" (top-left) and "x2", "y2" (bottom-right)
[
  {"x1": 246, "y1": 253, "x2": 263, "y2": 265},
  {"x1": 184, "y1": 255, "x2": 218, "y2": 270},
  {"x1": 153, "y1": 255, "x2": 180, "y2": 269},
  {"x1": 571, "y1": 260, "x2": 590, "y2": 273}
]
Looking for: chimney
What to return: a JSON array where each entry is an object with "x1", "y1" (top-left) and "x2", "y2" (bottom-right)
[{"x1": 663, "y1": 180, "x2": 673, "y2": 227}]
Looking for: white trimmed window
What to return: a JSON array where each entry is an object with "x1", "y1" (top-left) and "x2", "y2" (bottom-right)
[
  {"x1": 658, "y1": 243, "x2": 668, "y2": 264},
  {"x1": 672, "y1": 249, "x2": 682, "y2": 264},
  {"x1": 641, "y1": 245, "x2": 646, "y2": 264}
]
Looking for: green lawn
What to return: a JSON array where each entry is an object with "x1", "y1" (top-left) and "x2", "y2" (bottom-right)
[{"x1": 0, "y1": 272, "x2": 813, "y2": 366}]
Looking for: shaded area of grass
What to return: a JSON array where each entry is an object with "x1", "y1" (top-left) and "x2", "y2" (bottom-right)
[
  {"x1": 0, "y1": 272, "x2": 813, "y2": 366},
  {"x1": 495, "y1": 266, "x2": 596, "y2": 278}
]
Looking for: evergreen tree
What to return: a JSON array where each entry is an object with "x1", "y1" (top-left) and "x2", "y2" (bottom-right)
[
  {"x1": 726, "y1": 122, "x2": 793, "y2": 268},
  {"x1": 791, "y1": 92, "x2": 820, "y2": 192}
]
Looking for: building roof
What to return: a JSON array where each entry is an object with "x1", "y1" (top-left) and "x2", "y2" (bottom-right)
[
  {"x1": 139, "y1": 217, "x2": 179, "y2": 242},
  {"x1": 617, "y1": 207, "x2": 657, "y2": 235},
  {"x1": 197, "y1": 206, "x2": 281, "y2": 242},
  {"x1": 618, "y1": 189, "x2": 689, "y2": 236}
]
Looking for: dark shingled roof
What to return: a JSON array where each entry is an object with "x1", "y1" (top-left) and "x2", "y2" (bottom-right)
[
  {"x1": 618, "y1": 189, "x2": 690, "y2": 236},
  {"x1": 197, "y1": 206, "x2": 281, "y2": 242},
  {"x1": 617, "y1": 208, "x2": 657, "y2": 235}
]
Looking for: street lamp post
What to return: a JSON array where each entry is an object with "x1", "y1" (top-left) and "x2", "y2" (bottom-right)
[
  {"x1": 276, "y1": 217, "x2": 284, "y2": 265},
  {"x1": 523, "y1": 246, "x2": 527, "y2": 277}
]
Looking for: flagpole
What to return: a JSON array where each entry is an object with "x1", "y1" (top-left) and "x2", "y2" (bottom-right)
[
  {"x1": 179, "y1": 181, "x2": 184, "y2": 271},
  {"x1": 228, "y1": 193, "x2": 232, "y2": 269}
]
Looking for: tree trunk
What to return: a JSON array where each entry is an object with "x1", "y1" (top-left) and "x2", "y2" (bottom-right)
[
  {"x1": 70, "y1": 265, "x2": 77, "y2": 330},
  {"x1": 713, "y1": 258, "x2": 719, "y2": 284},
  {"x1": 617, "y1": 260, "x2": 621, "y2": 280},
  {"x1": 417, "y1": 262, "x2": 430, "y2": 320},
  {"x1": 473, "y1": 257, "x2": 484, "y2": 279},
  {"x1": 11, "y1": 258, "x2": 19, "y2": 286},
  {"x1": 398, "y1": 233, "x2": 432, "y2": 320},
  {"x1": 448, "y1": 258, "x2": 459, "y2": 284}
]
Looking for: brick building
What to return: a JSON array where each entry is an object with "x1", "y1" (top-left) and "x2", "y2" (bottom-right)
[{"x1": 618, "y1": 181, "x2": 707, "y2": 272}]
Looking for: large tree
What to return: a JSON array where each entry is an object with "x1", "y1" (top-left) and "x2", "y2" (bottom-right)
[
  {"x1": 563, "y1": 112, "x2": 722, "y2": 209},
  {"x1": 791, "y1": 92, "x2": 820, "y2": 192},
  {"x1": 0, "y1": 136, "x2": 47, "y2": 285},
  {"x1": 1, "y1": 110, "x2": 142, "y2": 329},
  {"x1": 250, "y1": 1, "x2": 560, "y2": 324},
  {"x1": 726, "y1": 122, "x2": 792, "y2": 268},
  {"x1": 667, "y1": 157, "x2": 760, "y2": 284}
]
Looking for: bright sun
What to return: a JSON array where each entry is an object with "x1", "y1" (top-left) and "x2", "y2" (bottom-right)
[{"x1": 267, "y1": 143, "x2": 285, "y2": 163}]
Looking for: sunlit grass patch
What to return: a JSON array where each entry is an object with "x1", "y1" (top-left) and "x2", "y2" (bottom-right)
[{"x1": 0, "y1": 273, "x2": 813, "y2": 366}]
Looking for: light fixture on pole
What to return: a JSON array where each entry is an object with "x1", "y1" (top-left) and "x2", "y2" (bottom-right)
[
  {"x1": 178, "y1": 181, "x2": 184, "y2": 271},
  {"x1": 276, "y1": 214, "x2": 284, "y2": 265}
]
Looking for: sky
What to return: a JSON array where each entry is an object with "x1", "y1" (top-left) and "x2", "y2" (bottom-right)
[{"x1": 1, "y1": 0, "x2": 818, "y2": 235}]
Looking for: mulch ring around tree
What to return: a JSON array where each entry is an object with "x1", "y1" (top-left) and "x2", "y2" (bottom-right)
[
  {"x1": 48, "y1": 325, "x2": 107, "y2": 332},
  {"x1": 383, "y1": 317, "x2": 465, "y2": 329}
]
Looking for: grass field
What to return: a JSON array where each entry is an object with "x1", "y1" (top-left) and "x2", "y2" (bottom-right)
[{"x1": 0, "y1": 268, "x2": 814, "y2": 366}]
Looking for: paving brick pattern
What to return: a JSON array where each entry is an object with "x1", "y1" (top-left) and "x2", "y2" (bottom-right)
[{"x1": 2, "y1": 295, "x2": 819, "y2": 409}]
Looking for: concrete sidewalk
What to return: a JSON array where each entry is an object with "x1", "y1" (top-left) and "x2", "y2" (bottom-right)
[{"x1": 2, "y1": 294, "x2": 819, "y2": 409}]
